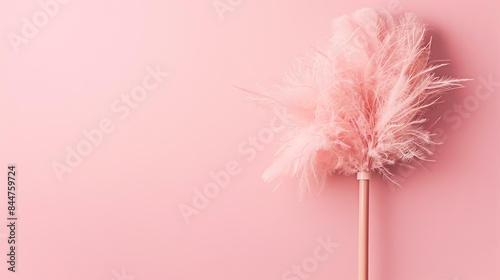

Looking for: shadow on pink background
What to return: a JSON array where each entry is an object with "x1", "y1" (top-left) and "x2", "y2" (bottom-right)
[{"x1": 0, "y1": 0, "x2": 499, "y2": 279}]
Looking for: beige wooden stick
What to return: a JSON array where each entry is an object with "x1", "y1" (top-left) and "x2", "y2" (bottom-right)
[{"x1": 357, "y1": 172, "x2": 370, "y2": 280}]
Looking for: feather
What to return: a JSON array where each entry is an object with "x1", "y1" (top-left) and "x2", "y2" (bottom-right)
[{"x1": 257, "y1": 8, "x2": 467, "y2": 194}]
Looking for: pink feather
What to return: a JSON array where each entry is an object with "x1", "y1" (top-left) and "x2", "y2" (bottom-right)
[{"x1": 258, "y1": 8, "x2": 466, "y2": 195}]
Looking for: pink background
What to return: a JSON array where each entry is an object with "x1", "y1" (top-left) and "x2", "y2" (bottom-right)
[{"x1": 1, "y1": 0, "x2": 499, "y2": 279}]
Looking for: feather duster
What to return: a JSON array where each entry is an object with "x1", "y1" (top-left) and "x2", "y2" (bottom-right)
[
  {"x1": 259, "y1": 8, "x2": 465, "y2": 195},
  {"x1": 254, "y1": 8, "x2": 467, "y2": 280}
]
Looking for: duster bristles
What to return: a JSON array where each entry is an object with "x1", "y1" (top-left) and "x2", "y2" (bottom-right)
[{"x1": 258, "y1": 8, "x2": 466, "y2": 195}]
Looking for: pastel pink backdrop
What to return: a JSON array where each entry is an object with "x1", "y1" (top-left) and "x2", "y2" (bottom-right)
[{"x1": 0, "y1": 0, "x2": 499, "y2": 279}]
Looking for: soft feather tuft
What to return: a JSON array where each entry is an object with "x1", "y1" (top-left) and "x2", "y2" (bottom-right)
[{"x1": 257, "y1": 8, "x2": 467, "y2": 195}]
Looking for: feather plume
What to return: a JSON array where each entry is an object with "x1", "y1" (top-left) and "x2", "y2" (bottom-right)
[{"x1": 258, "y1": 8, "x2": 466, "y2": 195}]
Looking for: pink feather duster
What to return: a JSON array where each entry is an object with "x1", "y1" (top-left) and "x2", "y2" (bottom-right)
[
  {"x1": 255, "y1": 7, "x2": 467, "y2": 280},
  {"x1": 259, "y1": 8, "x2": 465, "y2": 195}
]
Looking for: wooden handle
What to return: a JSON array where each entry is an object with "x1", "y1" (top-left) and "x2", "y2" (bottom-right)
[{"x1": 357, "y1": 172, "x2": 370, "y2": 280}]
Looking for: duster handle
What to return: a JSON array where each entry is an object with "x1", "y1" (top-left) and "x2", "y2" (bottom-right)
[{"x1": 357, "y1": 172, "x2": 370, "y2": 280}]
